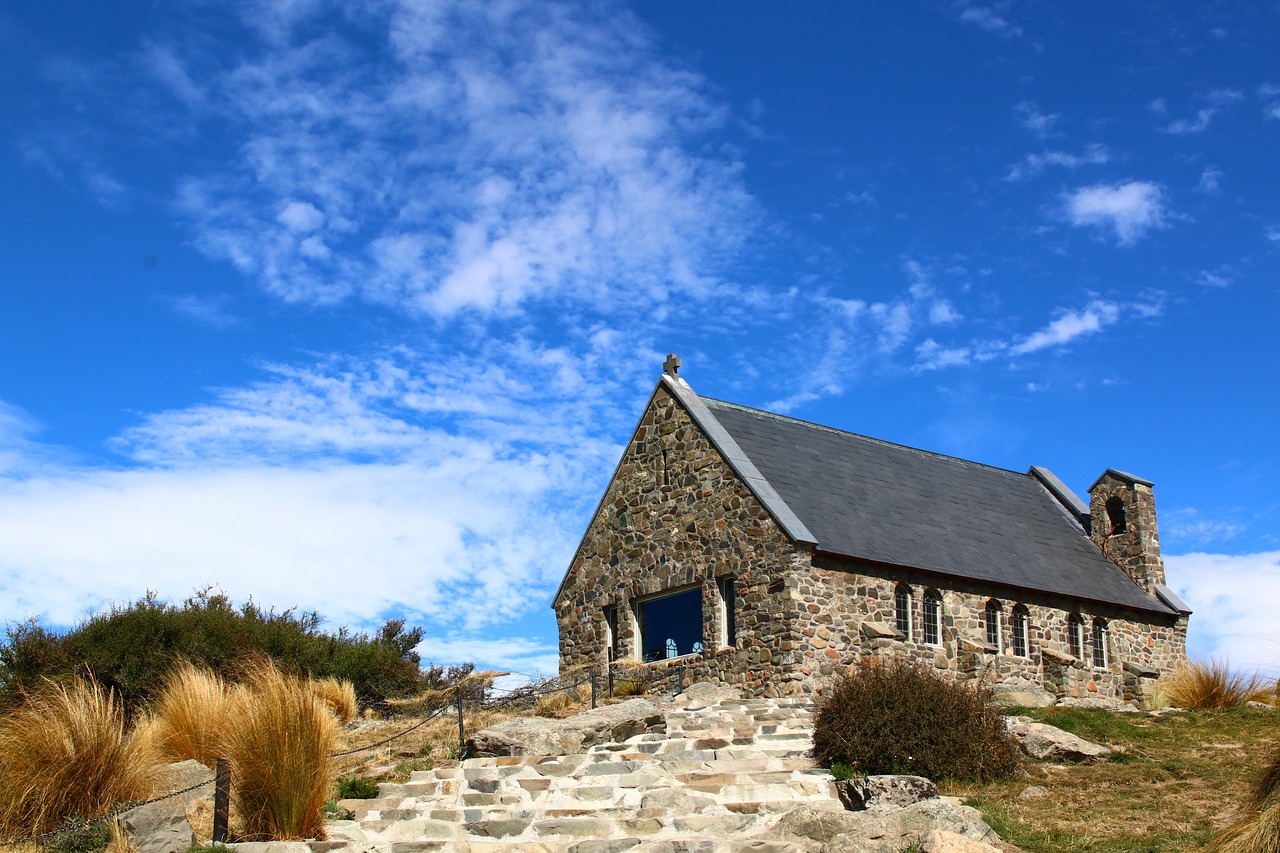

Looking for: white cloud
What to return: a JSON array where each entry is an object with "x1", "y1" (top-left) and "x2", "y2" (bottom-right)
[
  {"x1": 164, "y1": 294, "x2": 244, "y2": 330},
  {"x1": 1013, "y1": 101, "x2": 1059, "y2": 138},
  {"x1": 1195, "y1": 268, "x2": 1232, "y2": 288},
  {"x1": 0, "y1": 338, "x2": 656, "y2": 639},
  {"x1": 1196, "y1": 166, "x2": 1222, "y2": 194},
  {"x1": 1010, "y1": 300, "x2": 1120, "y2": 355},
  {"x1": 1163, "y1": 508, "x2": 1245, "y2": 545},
  {"x1": 1167, "y1": 551, "x2": 1280, "y2": 676},
  {"x1": 1267, "y1": 225, "x2": 1280, "y2": 243},
  {"x1": 1005, "y1": 144, "x2": 1109, "y2": 181},
  {"x1": 914, "y1": 339, "x2": 970, "y2": 371},
  {"x1": 1160, "y1": 108, "x2": 1215, "y2": 135},
  {"x1": 160, "y1": 0, "x2": 759, "y2": 319},
  {"x1": 954, "y1": 2, "x2": 1023, "y2": 38},
  {"x1": 1062, "y1": 181, "x2": 1168, "y2": 245}
]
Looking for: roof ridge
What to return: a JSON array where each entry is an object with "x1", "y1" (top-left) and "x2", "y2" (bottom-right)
[{"x1": 702, "y1": 397, "x2": 1028, "y2": 480}]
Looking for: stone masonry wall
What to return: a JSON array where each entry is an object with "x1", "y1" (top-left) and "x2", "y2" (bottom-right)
[
  {"x1": 554, "y1": 384, "x2": 813, "y2": 697},
  {"x1": 793, "y1": 555, "x2": 1187, "y2": 702},
  {"x1": 1089, "y1": 473, "x2": 1167, "y2": 595}
]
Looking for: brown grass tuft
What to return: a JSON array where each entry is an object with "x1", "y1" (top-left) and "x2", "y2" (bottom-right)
[
  {"x1": 222, "y1": 658, "x2": 337, "y2": 841},
  {"x1": 308, "y1": 676, "x2": 358, "y2": 723},
  {"x1": 1204, "y1": 742, "x2": 1280, "y2": 852},
  {"x1": 1161, "y1": 656, "x2": 1274, "y2": 709},
  {"x1": 0, "y1": 677, "x2": 164, "y2": 840},
  {"x1": 534, "y1": 683, "x2": 591, "y2": 717},
  {"x1": 148, "y1": 661, "x2": 233, "y2": 766}
]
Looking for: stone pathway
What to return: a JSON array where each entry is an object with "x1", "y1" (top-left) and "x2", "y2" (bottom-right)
[{"x1": 327, "y1": 695, "x2": 844, "y2": 852}]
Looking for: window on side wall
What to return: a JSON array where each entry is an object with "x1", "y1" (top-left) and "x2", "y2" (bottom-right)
[
  {"x1": 603, "y1": 605, "x2": 619, "y2": 662},
  {"x1": 923, "y1": 591, "x2": 942, "y2": 646},
  {"x1": 1011, "y1": 606, "x2": 1029, "y2": 658},
  {"x1": 984, "y1": 600, "x2": 1002, "y2": 650},
  {"x1": 636, "y1": 587, "x2": 703, "y2": 662},
  {"x1": 1092, "y1": 618, "x2": 1109, "y2": 668},
  {"x1": 717, "y1": 576, "x2": 736, "y2": 648},
  {"x1": 1068, "y1": 614, "x2": 1084, "y2": 660},
  {"x1": 894, "y1": 585, "x2": 912, "y2": 640}
]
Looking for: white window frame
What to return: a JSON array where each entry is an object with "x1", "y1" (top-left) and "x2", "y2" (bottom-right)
[
  {"x1": 1011, "y1": 607, "x2": 1029, "y2": 658},
  {"x1": 923, "y1": 591, "x2": 942, "y2": 646},
  {"x1": 984, "y1": 600, "x2": 1002, "y2": 650},
  {"x1": 894, "y1": 585, "x2": 913, "y2": 641},
  {"x1": 1092, "y1": 619, "x2": 1109, "y2": 669}
]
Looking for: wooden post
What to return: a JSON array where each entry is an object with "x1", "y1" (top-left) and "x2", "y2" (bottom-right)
[
  {"x1": 455, "y1": 693, "x2": 466, "y2": 761},
  {"x1": 212, "y1": 757, "x2": 231, "y2": 844}
]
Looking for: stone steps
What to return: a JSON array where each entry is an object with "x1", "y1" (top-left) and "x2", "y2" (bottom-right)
[{"x1": 327, "y1": 693, "x2": 836, "y2": 852}]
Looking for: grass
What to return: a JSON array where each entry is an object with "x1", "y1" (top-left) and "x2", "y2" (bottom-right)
[
  {"x1": 309, "y1": 677, "x2": 358, "y2": 724},
  {"x1": 0, "y1": 677, "x2": 164, "y2": 840},
  {"x1": 146, "y1": 661, "x2": 232, "y2": 767},
  {"x1": 1160, "y1": 657, "x2": 1277, "y2": 710},
  {"x1": 1203, "y1": 740, "x2": 1280, "y2": 851},
  {"x1": 946, "y1": 704, "x2": 1280, "y2": 852},
  {"x1": 221, "y1": 657, "x2": 337, "y2": 841}
]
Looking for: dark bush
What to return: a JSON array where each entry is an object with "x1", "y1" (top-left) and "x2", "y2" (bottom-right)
[
  {"x1": 812, "y1": 657, "x2": 1022, "y2": 783},
  {"x1": 0, "y1": 588, "x2": 465, "y2": 715}
]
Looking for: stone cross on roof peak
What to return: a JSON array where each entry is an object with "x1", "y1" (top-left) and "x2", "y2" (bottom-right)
[{"x1": 663, "y1": 353, "x2": 681, "y2": 377}]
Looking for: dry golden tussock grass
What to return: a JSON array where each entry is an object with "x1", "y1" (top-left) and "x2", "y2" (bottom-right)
[
  {"x1": 534, "y1": 682, "x2": 592, "y2": 717},
  {"x1": 146, "y1": 661, "x2": 233, "y2": 766},
  {"x1": 0, "y1": 677, "x2": 165, "y2": 840},
  {"x1": 385, "y1": 670, "x2": 509, "y2": 714},
  {"x1": 1162, "y1": 656, "x2": 1275, "y2": 709},
  {"x1": 308, "y1": 676, "x2": 358, "y2": 723},
  {"x1": 221, "y1": 657, "x2": 337, "y2": 841},
  {"x1": 1204, "y1": 742, "x2": 1280, "y2": 852}
]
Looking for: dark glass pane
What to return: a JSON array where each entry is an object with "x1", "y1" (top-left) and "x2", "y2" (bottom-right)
[
  {"x1": 720, "y1": 577, "x2": 736, "y2": 647},
  {"x1": 985, "y1": 604, "x2": 999, "y2": 648},
  {"x1": 639, "y1": 588, "x2": 702, "y2": 661}
]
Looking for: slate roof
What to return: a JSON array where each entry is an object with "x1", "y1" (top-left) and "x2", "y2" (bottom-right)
[{"x1": 701, "y1": 396, "x2": 1175, "y2": 616}]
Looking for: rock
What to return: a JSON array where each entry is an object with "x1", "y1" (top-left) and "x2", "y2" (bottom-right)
[
  {"x1": 1054, "y1": 696, "x2": 1138, "y2": 712},
  {"x1": 1005, "y1": 719, "x2": 1111, "y2": 763},
  {"x1": 1122, "y1": 661, "x2": 1160, "y2": 678},
  {"x1": 770, "y1": 804, "x2": 870, "y2": 844},
  {"x1": 859, "y1": 620, "x2": 903, "y2": 640},
  {"x1": 1017, "y1": 786, "x2": 1050, "y2": 799},
  {"x1": 121, "y1": 761, "x2": 214, "y2": 853},
  {"x1": 1040, "y1": 647, "x2": 1076, "y2": 665},
  {"x1": 675, "y1": 681, "x2": 743, "y2": 707},
  {"x1": 991, "y1": 688, "x2": 1056, "y2": 708},
  {"x1": 922, "y1": 829, "x2": 1005, "y2": 853},
  {"x1": 820, "y1": 800, "x2": 998, "y2": 853},
  {"x1": 836, "y1": 775, "x2": 938, "y2": 811},
  {"x1": 1246, "y1": 701, "x2": 1276, "y2": 709},
  {"x1": 225, "y1": 844, "x2": 312, "y2": 853},
  {"x1": 467, "y1": 698, "x2": 665, "y2": 756}
]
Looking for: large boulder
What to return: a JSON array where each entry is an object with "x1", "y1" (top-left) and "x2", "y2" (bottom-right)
[
  {"x1": 771, "y1": 800, "x2": 998, "y2": 853},
  {"x1": 1005, "y1": 717, "x2": 1111, "y2": 763},
  {"x1": 836, "y1": 775, "x2": 938, "y2": 811},
  {"x1": 467, "y1": 698, "x2": 665, "y2": 756},
  {"x1": 922, "y1": 828, "x2": 1006, "y2": 853},
  {"x1": 121, "y1": 760, "x2": 214, "y2": 853}
]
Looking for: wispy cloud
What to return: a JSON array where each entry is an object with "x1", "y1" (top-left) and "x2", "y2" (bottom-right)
[
  {"x1": 1010, "y1": 300, "x2": 1120, "y2": 355},
  {"x1": 1061, "y1": 181, "x2": 1168, "y2": 245},
  {"x1": 163, "y1": 294, "x2": 244, "y2": 330},
  {"x1": 1166, "y1": 551, "x2": 1280, "y2": 675},
  {"x1": 1160, "y1": 108, "x2": 1215, "y2": 135},
  {"x1": 1005, "y1": 144, "x2": 1109, "y2": 181},
  {"x1": 1164, "y1": 508, "x2": 1245, "y2": 545},
  {"x1": 155, "y1": 1, "x2": 760, "y2": 320},
  {"x1": 953, "y1": 2, "x2": 1023, "y2": 38},
  {"x1": 1197, "y1": 165, "x2": 1222, "y2": 194},
  {"x1": 1013, "y1": 101, "x2": 1059, "y2": 138},
  {"x1": 1195, "y1": 267, "x2": 1233, "y2": 288}
]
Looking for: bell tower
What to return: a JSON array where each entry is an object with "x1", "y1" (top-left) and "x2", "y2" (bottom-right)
[{"x1": 1088, "y1": 469, "x2": 1165, "y2": 595}]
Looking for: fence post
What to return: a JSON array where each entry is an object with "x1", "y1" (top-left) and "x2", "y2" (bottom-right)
[
  {"x1": 455, "y1": 693, "x2": 466, "y2": 761},
  {"x1": 590, "y1": 669, "x2": 598, "y2": 709},
  {"x1": 607, "y1": 662, "x2": 614, "y2": 698},
  {"x1": 212, "y1": 757, "x2": 231, "y2": 844}
]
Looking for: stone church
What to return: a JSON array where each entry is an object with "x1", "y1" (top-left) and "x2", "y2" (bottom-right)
[{"x1": 553, "y1": 358, "x2": 1190, "y2": 702}]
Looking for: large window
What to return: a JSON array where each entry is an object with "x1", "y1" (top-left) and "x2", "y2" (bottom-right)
[
  {"x1": 1011, "y1": 606, "x2": 1029, "y2": 658},
  {"x1": 718, "y1": 576, "x2": 737, "y2": 648},
  {"x1": 1068, "y1": 614, "x2": 1084, "y2": 660},
  {"x1": 603, "y1": 605, "x2": 619, "y2": 662},
  {"x1": 984, "y1": 600, "x2": 1002, "y2": 650},
  {"x1": 1092, "y1": 619, "x2": 1109, "y2": 668},
  {"x1": 923, "y1": 591, "x2": 942, "y2": 646},
  {"x1": 636, "y1": 587, "x2": 703, "y2": 661},
  {"x1": 894, "y1": 585, "x2": 912, "y2": 640}
]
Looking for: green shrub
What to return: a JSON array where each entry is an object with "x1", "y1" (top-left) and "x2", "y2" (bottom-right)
[
  {"x1": 812, "y1": 657, "x2": 1022, "y2": 783},
  {"x1": 0, "y1": 589, "x2": 463, "y2": 715},
  {"x1": 335, "y1": 775, "x2": 379, "y2": 800}
]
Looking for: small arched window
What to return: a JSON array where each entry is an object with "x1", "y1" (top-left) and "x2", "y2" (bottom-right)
[
  {"x1": 1092, "y1": 618, "x2": 1109, "y2": 668},
  {"x1": 1011, "y1": 606, "x2": 1030, "y2": 658},
  {"x1": 984, "y1": 600, "x2": 1002, "y2": 650},
  {"x1": 923, "y1": 591, "x2": 942, "y2": 646},
  {"x1": 1068, "y1": 613, "x2": 1085, "y2": 660},
  {"x1": 1105, "y1": 496, "x2": 1127, "y2": 534},
  {"x1": 894, "y1": 585, "x2": 912, "y2": 640}
]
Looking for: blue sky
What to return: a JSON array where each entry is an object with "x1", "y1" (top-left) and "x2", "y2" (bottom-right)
[{"x1": 2, "y1": 1, "x2": 1278, "y2": 678}]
